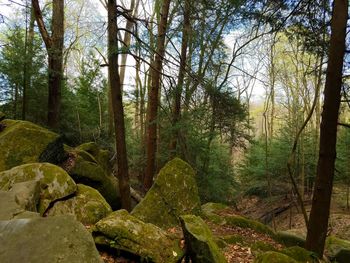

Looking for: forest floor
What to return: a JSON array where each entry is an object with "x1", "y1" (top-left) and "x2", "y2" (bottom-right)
[{"x1": 98, "y1": 185, "x2": 350, "y2": 262}]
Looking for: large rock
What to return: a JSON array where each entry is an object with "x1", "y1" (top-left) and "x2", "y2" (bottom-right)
[
  {"x1": 0, "y1": 190, "x2": 39, "y2": 220},
  {"x1": 47, "y1": 184, "x2": 112, "y2": 225},
  {"x1": 76, "y1": 142, "x2": 113, "y2": 175},
  {"x1": 0, "y1": 215, "x2": 102, "y2": 263},
  {"x1": 131, "y1": 158, "x2": 201, "y2": 229},
  {"x1": 93, "y1": 210, "x2": 184, "y2": 263},
  {"x1": 326, "y1": 236, "x2": 350, "y2": 263},
  {"x1": 0, "y1": 163, "x2": 77, "y2": 214},
  {"x1": 180, "y1": 215, "x2": 227, "y2": 263},
  {"x1": 65, "y1": 155, "x2": 120, "y2": 209},
  {"x1": 0, "y1": 119, "x2": 66, "y2": 172}
]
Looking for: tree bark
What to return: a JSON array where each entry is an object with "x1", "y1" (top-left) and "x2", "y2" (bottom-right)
[
  {"x1": 32, "y1": 0, "x2": 64, "y2": 129},
  {"x1": 144, "y1": 0, "x2": 171, "y2": 190},
  {"x1": 305, "y1": 0, "x2": 348, "y2": 256},
  {"x1": 108, "y1": 0, "x2": 131, "y2": 211}
]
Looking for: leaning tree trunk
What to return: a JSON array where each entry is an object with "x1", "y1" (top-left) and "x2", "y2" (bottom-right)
[
  {"x1": 107, "y1": 0, "x2": 131, "y2": 211},
  {"x1": 32, "y1": 0, "x2": 64, "y2": 129},
  {"x1": 305, "y1": 0, "x2": 348, "y2": 257},
  {"x1": 144, "y1": 0, "x2": 171, "y2": 190}
]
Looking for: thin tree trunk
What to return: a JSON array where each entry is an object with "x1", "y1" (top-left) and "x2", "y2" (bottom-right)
[
  {"x1": 144, "y1": 0, "x2": 171, "y2": 190},
  {"x1": 169, "y1": 0, "x2": 190, "y2": 157},
  {"x1": 305, "y1": 0, "x2": 348, "y2": 256},
  {"x1": 108, "y1": 0, "x2": 131, "y2": 211},
  {"x1": 32, "y1": 0, "x2": 64, "y2": 129}
]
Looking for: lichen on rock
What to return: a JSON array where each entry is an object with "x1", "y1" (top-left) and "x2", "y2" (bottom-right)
[
  {"x1": 0, "y1": 163, "x2": 77, "y2": 214},
  {"x1": 131, "y1": 158, "x2": 202, "y2": 229},
  {"x1": 180, "y1": 214, "x2": 227, "y2": 263},
  {"x1": 46, "y1": 184, "x2": 112, "y2": 225},
  {"x1": 93, "y1": 210, "x2": 184, "y2": 263},
  {"x1": 0, "y1": 119, "x2": 66, "y2": 172}
]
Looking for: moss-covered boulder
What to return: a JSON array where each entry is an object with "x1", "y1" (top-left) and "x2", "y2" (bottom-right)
[
  {"x1": 93, "y1": 210, "x2": 184, "y2": 263},
  {"x1": 47, "y1": 184, "x2": 112, "y2": 225},
  {"x1": 76, "y1": 142, "x2": 112, "y2": 174},
  {"x1": 8, "y1": 180, "x2": 41, "y2": 211},
  {"x1": 254, "y1": 251, "x2": 298, "y2": 263},
  {"x1": 275, "y1": 231, "x2": 306, "y2": 248},
  {"x1": 325, "y1": 235, "x2": 350, "y2": 263},
  {"x1": 202, "y1": 203, "x2": 274, "y2": 237},
  {"x1": 0, "y1": 163, "x2": 77, "y2": 214},
  {"x1": 0, "y1": 215, "x2": 102, "y2": 263},
  {"x1": 281, "y1": 246, "x2": 317, "y2": 262},
  {"x1": 180, "y1": 215, "x2": 227, "y2": 263},
  {"x1": 0, "y1": 119, "x2": 66, "y2": 172},
  {"x1": 0, "y1": 190, "x2": 38, "y2": 220},
  {"x1": 66, "y1": 155, "x2": 120, "y2": 209},
  {"x1": 131, "y1": 158, "x2": 201, "y2": 229}
]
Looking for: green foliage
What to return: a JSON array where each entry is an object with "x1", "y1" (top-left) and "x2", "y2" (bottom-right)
[{"x1": 0, "y1": 24, "x2": 47, "y2": 122}]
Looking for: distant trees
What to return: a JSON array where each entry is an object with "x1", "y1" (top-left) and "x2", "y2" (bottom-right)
[{"x1": 32, "y1": 0, "x2": 64, "y2": 128}]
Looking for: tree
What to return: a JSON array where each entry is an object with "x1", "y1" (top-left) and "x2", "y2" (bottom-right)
[
  {"x1": 32, "y1": 0, "x2": 64, "y2": 128},
  {"x1": 305, "y1": 0, "x2": 348, "y2": 256},
  {"x1": 107, "y1": 0, "x2": 131, "y2": 211},
  {"x1": 144, "y1": 0, "x2": 171, "y2": 190}
]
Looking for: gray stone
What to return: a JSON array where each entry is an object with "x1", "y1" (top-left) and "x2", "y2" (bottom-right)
[{"x1": 0, "y1": 215, "x2": 103, "y2": 263}]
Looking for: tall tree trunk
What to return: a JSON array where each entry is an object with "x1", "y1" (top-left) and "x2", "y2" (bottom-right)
[
  {"x1": 305, "y1": 0, "x2": 348, "y2": 256},
  {"x1": 108, "y1": 0, "x2": 131, "y2": 211},
  {"x1": 169, "y1": 0, "x2": 190, "y2": 157},
  {"x1": 144, "y1": 0, "x2": 171, "y2": 190},
  {"x1": 32, "y1": 0, "x2": 64, "y2": 129}
]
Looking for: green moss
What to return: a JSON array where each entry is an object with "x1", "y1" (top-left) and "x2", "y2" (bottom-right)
[
  {"x1": 201, "y1": 203, "x2": 229, "y2": 215},
  {"x1": 131, "y1": 158, "x2": 202, "y2": 229},
  {"x1": 281, "y1": 246, "x2": 317, "y2": 262},
  {"x1": 180, "y1": 215, "x2": 227, "y2": 263},
  {"x1": 68, "y1": 155, "x2": 120, "y2": 209},
  {"x1": 0, "y1": 120, "x2": 60, "y2": 172},
  {"x1": 221, "y1": 235, "x2": 245, "y2": 245},
  {"x1": 0, "y1": 163, "x2": 77, "y2": 214},
  {"x1": 254, "y1": 251, "x2": 298, "y2": 263},
  {"x1": 224, "y1": 216, "x2": 275, "y2": 237},
  {"x1": 76, "y1": 142, "x2": 112, "y2": 174},
  {"x1": 326, "y1": 235, "x2": 350, "y2": 262},
  {"x1": 251, "y1": 242, "x2": 277, "y2": 253},
  {"x1": 93, "y1": 210, "x2": 184, "y2": 263},
  {"x1": 275, "y1": 231, "x2": 306, "y2": 248},
  {"x1": 47, "y1": 184, "x2": 112, "y2": 225}
]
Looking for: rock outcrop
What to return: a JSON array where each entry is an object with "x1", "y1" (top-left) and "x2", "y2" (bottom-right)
[
  {"x1": 93, "y1": 210, "x2": 184, "y2": 263},
  {"x1": 47, "y1": 184, "x2": 112, "y2": 225},
  {"x1": 0, "y1": 163, "x2": 77, "y2": 214},
  {"x1": 0, "y1": 215, "x2": 102, "y2": 263},
  {"x1": 0, "y1": 119, "x2": 66, "y2": 172},
  {"x1": 180, "y1": 215, "x2": 227, "y2": 263},
  {"x1": 131, "y1": 158, "x2": 201, "y2": 229}
]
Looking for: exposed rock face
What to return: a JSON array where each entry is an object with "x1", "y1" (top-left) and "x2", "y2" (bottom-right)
[
  {"x1": 131, "y1": 158, "x2": 201, "y2": 229},
  {"x1": 0, "y1": 163, "x2": 77, "y2": 214},
  {"x1": 0, "y1": 119, "x2": 66, "y2": 172},
  {"x1": 0, "y1": 215, "x2": 102, "y2": 263},
  {"x1": 66, "y1": 154, "x2": 120, "y2": 209},
  {"x1": 93, "y1": 210, "x2": 184, "y2": 263},
  {"x1": 180, "y1": 215, "x2": 227, "y2": 263},
  {"x1": 47, "y1": 184, "x2": 112, "y2": 225}
]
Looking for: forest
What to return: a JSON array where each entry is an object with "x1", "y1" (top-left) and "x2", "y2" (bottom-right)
[{"x1": 0, "y1": 0, "x2": 349, "y2": 262}]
